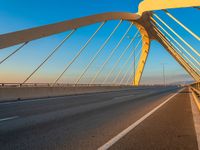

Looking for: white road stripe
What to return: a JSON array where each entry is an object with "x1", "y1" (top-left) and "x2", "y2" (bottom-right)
[
  {"x1": 0, "y1": 116, "x2": 19, "y2": 122},
  {"x1": 97, "y1": 88, "x2": 184, "y2": 150}
]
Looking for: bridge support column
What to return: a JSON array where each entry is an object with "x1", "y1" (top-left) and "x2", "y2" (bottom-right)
[{"x1": 132, "y1": 23, "x2": 150, "y2": 86}]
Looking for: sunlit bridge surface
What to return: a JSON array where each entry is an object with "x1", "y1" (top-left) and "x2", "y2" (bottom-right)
[{"x1": 0, "y1": 0, "x2": 199, "y2": 150}]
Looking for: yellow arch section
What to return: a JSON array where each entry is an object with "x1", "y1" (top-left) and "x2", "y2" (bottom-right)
[
  {"x1": 138, "y1": 0, "x2": 200, "y2": 15},
  {"x1": 132, "y1": 22, "x2": 150, "y2": 86},
  {"x1": 0, "y1": 12, "x2": 140, "y2": 49}
]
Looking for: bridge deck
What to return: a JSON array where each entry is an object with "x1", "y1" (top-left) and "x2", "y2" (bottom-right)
[{"x1": 0, "y1": 87, "x2": 199, "y2": 150}]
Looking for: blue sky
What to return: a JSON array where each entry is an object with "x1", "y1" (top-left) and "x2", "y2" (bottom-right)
[{"x1": 0, "y1": 0, "x2": 199, "y2": 84}]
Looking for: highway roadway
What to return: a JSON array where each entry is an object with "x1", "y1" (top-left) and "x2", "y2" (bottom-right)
[{"x1": 0, "y1": 86, "x2": 198, "y2": 150}]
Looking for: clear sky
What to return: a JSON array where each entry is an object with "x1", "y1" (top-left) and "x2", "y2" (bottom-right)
[{"x1": 0, "y1": 0, "x2": 199, "y2": 84}]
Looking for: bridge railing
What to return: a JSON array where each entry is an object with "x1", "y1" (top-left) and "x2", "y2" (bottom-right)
[
  {"x1": 190, "y1": 82, "x2": 200, "y2": 112},
  {"x1": 0, "y1": 83, "x2": 171, "y2": 88},
  {"x1": 0, "y1": 83, "x2": 136, "y2": 88},
  {"x1": 190, "y1": 82, "x2": 200, "y2": 95}
]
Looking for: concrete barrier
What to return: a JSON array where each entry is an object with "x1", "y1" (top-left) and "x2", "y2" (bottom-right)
[{"x1": 0, "y1": 86, "x2": 135, "y2": 102}]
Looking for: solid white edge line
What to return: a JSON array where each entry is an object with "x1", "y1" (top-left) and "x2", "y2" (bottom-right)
[
  {"x1": 0, "y1": 116, "x2": 19, "y2": 122},
  {"x1": 97, "y1": 88, "x2": 185, "y2": 150}
]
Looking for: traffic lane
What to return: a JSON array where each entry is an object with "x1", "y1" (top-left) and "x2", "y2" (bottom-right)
[
  {"x1": 109, "y1": 88, "x2": 198, "y2": 150},
  {"x1": 0, "y1": 88, "x2": 179, "y2": 150},
  {"x1": 0, "y1": 88, "x2": 144, "y2": 118},
  {"x1": 0, "y1": 87, "x2": 179, "y2": 133},
  {"x1": 0, "y1": 86, "x2": 177, "y2": 118}
]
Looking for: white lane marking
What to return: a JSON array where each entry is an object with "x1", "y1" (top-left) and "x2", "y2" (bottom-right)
[
  {"x1": 97, "y1": 88, "x2": 184, "y2": 150},
  {"x1": 0, "y1": 116, "x2": 19, "y2": 122}
]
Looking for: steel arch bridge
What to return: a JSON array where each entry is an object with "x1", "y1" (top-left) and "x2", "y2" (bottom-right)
[{"x1": 0, "y1": 0, "x2": 199, "y2": 86}]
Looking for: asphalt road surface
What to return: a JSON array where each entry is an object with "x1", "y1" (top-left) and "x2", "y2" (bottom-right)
[{"x1": 0, "y1": 86, "x2": 198, "y2": 150}]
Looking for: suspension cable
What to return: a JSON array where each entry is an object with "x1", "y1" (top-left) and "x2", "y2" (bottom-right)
[
  {"x1": 102, "y1": 30, "x2": 140, "y2": 84},
  {"x1": 155, "y1": 28, "x2": 200, "y2": 79},
  {"x1": 89, "y1": 21, "x2": 133, "y2": 85},
  {"x1": 23, "y1": 30, "x2": 76, "y2": 84},
  {"x1": 0, "y1": 42, "x2": 28, "y2": 65},
  {"x1": 155, "y1": 28, "x2": 200, "y2": 74},
  {"x1": 157, "y1": 34, "x2": 200, "y2": 80},
  {"x1": 151, "y1": 17, "x2": 200, "y2": 66},
  {"x1": 52, "y1": 22, "x2": 106, "y2": 86},
  {"x1": 113, "y1": 39, "x2": 142, "y2": 84},
  {"x1": 163, "y1": 10, "x2": 200, "y2": 41},
  {"x1": 154, "y1": 26, "x2": 200, "y2": 73},
  {"x1": 153, "y1": 13, "x2": 200, "y2": 57},
  {"x1": 74, "y1": 20, "x2": 127, "y2": 85},
  {"x1": 125, "y1": 50, "x2": 141, "y2": 85},
  {"x1": 119, "y1": 48, "x2": 141, "y2": 85}
]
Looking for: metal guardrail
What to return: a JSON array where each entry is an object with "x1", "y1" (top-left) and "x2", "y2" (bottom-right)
[
  {"x1": 190, "y1": 82, "x2": 200, "y2": 111},
  {"x1": 190, "y1": 82, "x2": 200, "y2": 95},
  {"x1": 0, "y1": 83, "x2": 176, "y2": 88},
  {"x1": 0, "y1": 83, "x2": 135, "y2": 88}
]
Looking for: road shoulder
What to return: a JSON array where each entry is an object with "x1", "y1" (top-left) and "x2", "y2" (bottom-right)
[
  {"x1": 190, "y1": 89, "x2": 200, "y2": 150},
  {"x1": 109, "y1": 88, "x2": 198, "y2": 150}
]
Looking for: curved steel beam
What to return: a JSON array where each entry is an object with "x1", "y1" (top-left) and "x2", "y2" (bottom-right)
[
  {"x1": 0, "y1": 12, "x2": 151, "y2": 86},
  {"x1": 0, "y1": 12, "x2": 140, "y2": 49}
]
